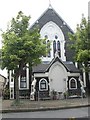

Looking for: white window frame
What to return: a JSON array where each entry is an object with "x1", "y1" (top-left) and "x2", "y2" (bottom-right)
[
  {"x1": 69, "y1": 77, "x2": 77, "y2": 89},
  {"x1": 19, "y1": 65, "x2": 29, "y2": 90},
  {"x1": 20, "y1": 76, "x2": 27, "y2": 89},
  {"x1": 39, "y1": 78, "x2": 48, "y2": 91}
]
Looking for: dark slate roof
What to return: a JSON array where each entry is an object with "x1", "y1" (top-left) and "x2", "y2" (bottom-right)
[
  {"x1": 30, "y1": 7, "x2": 73, "y2": 33},
  {"x1": 32, "y1": 63, "x2": 49, "y2": 73},
  {"x1": 32, "y1": 57, "x2": 80, "y2": 73},
  {"x1": 63, "y1": 62, "x2": 80, "y2": 73},
  {"x1": 30, "y1": 7, "x2": 75, "y2": 61}
]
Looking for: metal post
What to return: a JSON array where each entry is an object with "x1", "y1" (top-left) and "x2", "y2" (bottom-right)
[
  {"x1": 37, "y1": 91, "x2": 40, "y2": 108},
  {"x1": 38, "y1": 91, "x2": 39, "y2": 101}
]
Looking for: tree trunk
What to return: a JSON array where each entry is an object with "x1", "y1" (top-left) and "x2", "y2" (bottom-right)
[
  {"x1": 14, "y1": 63, "x2": 26, "y2": 101},
  {"x1": 15, "y1": 74, "x2": 19, "y2": 102},
  {"x1": 29, "y1": 65, "x2": 33, "y2": 93}
]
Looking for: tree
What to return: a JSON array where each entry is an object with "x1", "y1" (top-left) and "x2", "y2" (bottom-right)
[
  {"x1": 0, "y1": 11, "x2": 50, "y2": 101},
  {"x1": 68, "y1": 15, "x2": 90, "y2": 92}
]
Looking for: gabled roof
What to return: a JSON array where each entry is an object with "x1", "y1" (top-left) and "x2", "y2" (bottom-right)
[
  {"x1": 63, "y1": 62, "x2": 80, "y2": 73},
  {"x1": 45, "y1": 57, "x2": 69, "y2": 72},
  {"x1": 31, "y1": 7, "x2": 73, "y2": 33},
  {"x1": 30, "y1": 7, "x2": 75, "y2": 61},
  {"x1": 32, "y1": 56, "x2": 80, "y2": 73},
  {"x1": 32, "y1": 63, "x2": 49, "y2": 73}
]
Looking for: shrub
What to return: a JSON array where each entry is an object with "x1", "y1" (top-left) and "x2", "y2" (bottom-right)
[{"x1": 2, "y1": 88, "x2": 10, "y2": 99}]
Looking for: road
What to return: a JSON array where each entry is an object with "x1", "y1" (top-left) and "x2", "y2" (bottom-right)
[{"x1": 2, "y1": 107, "x2": 89, "y2": 118}]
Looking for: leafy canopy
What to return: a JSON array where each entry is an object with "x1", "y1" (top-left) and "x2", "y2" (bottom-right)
[
  {"x1": 1, "y1": 11, "x2": 49, "y2": 71},
  {"x1": 68, "y1": 15, "x2": 90, "y2": 63}
]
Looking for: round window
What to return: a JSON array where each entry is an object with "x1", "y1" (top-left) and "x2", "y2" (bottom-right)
[
  {"x1": 55, "y1": 35, "x2": 58, "y2": 39},
  {"x1": 45, "y1": 35, "x2": 48, "y2": 39}
]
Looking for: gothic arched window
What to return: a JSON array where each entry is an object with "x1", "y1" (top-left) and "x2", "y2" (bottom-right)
[
  {"x1": 53, "y1": 40, "x2": 56, "y2": 57},
  {"x1": 47, "y1": 40, "x2": 51, "y2": 57},
  {"x1": 57, "y1": 41, "x2": 61, "y2": 57},
  {"x1": 39, "y1": 79, "x2": 48, "y2": 91},
  {"x1": 69, "y1": 78, "x2": 77, "y2": 89},
  {"x1": 43, "y1": 40, "x2": 46, "y2": 57}
]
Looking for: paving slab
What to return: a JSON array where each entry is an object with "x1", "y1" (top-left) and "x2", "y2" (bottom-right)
[{"x1": 2, "y1": 97, "x2": 90, "y2": 113}]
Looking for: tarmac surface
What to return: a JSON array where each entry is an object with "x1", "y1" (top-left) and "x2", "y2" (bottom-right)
[{"x1": 1, "y1": 97, "x2": 90, "y2": 113}]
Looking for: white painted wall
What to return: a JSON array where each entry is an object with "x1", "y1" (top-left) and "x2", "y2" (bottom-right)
[
  {"x1": 49, "y1": 61, "x2": 67, "y2": 93},
  {"x1": 0, "y1": 75, "x2": 6, "y2": 90},
  {"x1": 40, "y1": 21, "x2": 66, "y2": 62},
  {"x1": 9, "y1": 71, "x2": 14, "y2": 88}
]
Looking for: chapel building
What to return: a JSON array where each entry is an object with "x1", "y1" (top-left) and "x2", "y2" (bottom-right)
[{"x1": 7, "y1": 5, "x2": 86, "y2": 100}]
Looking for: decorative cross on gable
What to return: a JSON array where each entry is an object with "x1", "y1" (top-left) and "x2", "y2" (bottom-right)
[{"x1": 49, "y1": 0, "x2": 52, "y2": 9}]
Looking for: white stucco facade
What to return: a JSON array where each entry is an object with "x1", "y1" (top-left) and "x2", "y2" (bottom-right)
[{"x1": 40, "y1": 21, "x2": 66, "y2": 62}]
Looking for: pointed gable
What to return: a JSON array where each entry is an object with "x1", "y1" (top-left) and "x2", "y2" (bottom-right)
[
  {"x1": 45, "y1": 56, "x2": 80, "y2": 73},
  {"x1": 30, "y1": 7, "x2": 75, "y2": 61},
  {"x1": 32, "y1": 56, "x2": 80, "y2": 73},
  {"x1": 31, "y1": 7, "x2": 73, "y2": 33}
]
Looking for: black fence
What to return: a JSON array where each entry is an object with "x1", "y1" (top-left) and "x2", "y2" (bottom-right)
[{"x1": 2, "y1": 90, "x2": 86, "y2": 100}]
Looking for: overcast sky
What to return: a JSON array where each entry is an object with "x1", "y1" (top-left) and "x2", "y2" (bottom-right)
[{"x1": 0, "y1": 0, "x2": 89, "y2": 77}]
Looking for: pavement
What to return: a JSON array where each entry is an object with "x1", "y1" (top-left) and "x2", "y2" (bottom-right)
[{"x1": 1, "y1": 97, "x2": 90, "y2": 113}]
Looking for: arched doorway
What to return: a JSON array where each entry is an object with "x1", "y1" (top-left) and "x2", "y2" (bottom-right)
[{"x1": 49, "y1": 62, "x2": 67, "y2": 93}]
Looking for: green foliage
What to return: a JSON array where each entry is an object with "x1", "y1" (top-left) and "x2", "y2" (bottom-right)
[
  {"x1": 68, "y1": 15, "x2": 90, "y2": 64},
  {"x1": 1, "y1": 11, "x2": 48, "y2": 71},
  {"x1": 3, "y1": 88, "x2": 10, "y2": 99},
  {"x1": 0, "y1": 11, "x2": 50, "y2": 100},
  {"x1": 77, "y1": 50, "x2": 90, "y2": 62}
]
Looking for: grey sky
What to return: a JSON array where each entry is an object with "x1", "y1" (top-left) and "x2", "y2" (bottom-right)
[{"x1": 0, "y1": 0, "x2": 89, "y2": 76}]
